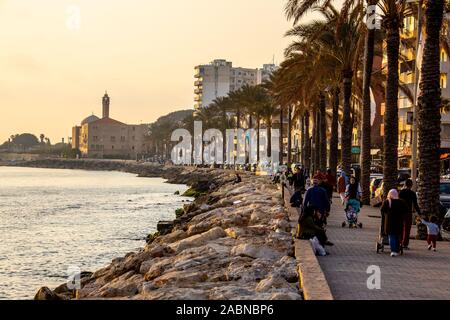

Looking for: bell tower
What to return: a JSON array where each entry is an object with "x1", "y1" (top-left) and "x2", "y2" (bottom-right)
[{"x1": 102, "y1": 91, "x2": 110, "y2": 118}]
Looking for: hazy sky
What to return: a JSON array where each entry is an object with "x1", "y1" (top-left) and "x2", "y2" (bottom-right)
[{"x1": 0, "y1": 0, "x2": 293, "y2": 143}]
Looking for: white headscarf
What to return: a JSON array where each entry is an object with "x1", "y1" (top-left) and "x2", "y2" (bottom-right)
[{"x1": 387, "y1": 189, "x2": 399, "y2": 208}]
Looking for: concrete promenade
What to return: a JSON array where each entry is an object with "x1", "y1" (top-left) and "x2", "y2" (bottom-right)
[{"x1": 317, "y1": 195, "x2": 450, "y2": 300}]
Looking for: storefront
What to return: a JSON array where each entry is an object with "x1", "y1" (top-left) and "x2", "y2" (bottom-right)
[{"x1": 398, "y1": 146, "x2": 412, "y2": 169}]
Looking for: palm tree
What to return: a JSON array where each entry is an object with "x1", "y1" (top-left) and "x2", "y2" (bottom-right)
[
  {"x1": 379, "y1": 0, "x2": 408, "y2": 195},
  {"x1": 360, "y1": 0, "x2": 379, "y2": 204},
  {"x1": 329, "y1": 86, "x2": 341, "y2": 177},
  {"x1": 417, "y1": 0, "x2": 445, "y2": 217},
  {"x1": 319, "y1": 91, "x2": 328, "y2": 171},
  {"x1": 285, "y1": 3, "x2": 365, "y2": 175}
]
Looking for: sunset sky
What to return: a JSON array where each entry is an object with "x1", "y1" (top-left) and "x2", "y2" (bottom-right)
[{"x1": 0, "y1": 0, "x2": 294, "y2": 143}]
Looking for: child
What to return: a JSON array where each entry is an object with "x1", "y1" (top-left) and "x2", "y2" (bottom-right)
[{"x1": 420, "y1": 216, "x2": 440, "y2": 252}]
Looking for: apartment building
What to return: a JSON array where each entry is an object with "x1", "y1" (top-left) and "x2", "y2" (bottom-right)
[
  {"x1": 382, "y1": 14, "x2": 450, "y2": 168},
  {"x1": 194, "y1": 59, "x2": 277, "y2": 110}
]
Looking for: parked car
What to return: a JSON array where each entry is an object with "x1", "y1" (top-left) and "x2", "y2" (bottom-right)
[
  {"x1": 443, "y1": 208, "x2": 450, "y2": 232},
  {"x1": 439, "y1": 180, "x2": 450, "y2": 209},
  {"x1": 370, "y1": 176, "x2": 383, "y2": 198}
]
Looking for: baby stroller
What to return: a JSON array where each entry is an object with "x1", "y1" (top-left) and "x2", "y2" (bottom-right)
[
  {"x1": 342, "y1": 199, "x2": 363, "y2": 228},
  {"x1": 375, "y1": 212, "x2": 403, "y2": 254}
]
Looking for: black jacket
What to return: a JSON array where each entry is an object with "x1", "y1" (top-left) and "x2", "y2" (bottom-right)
[
  {"x1": 381, "y1": 199, "x2": 408, "y2": 235},
  {"x1": 399, "y1": 189, "x2": 421, "y2": 215}
]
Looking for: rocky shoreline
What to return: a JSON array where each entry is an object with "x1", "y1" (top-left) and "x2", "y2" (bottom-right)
[{"x1": 25, "y1": 161, "x2": 301, "y2": 300}]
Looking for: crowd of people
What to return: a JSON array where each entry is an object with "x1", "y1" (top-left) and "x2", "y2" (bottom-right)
[{"x1": 272, "y1": 165, "x2": 443, "y2": 257}]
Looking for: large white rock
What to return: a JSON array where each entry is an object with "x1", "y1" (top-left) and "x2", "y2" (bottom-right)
[
  {"x1": 230, "y1": 244, "x2": 284, "y2": 260},
  {"x1": 169, "y1": 227, "x2": 226, "y2": 253}
]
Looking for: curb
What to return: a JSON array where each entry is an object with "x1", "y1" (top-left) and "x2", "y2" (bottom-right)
[{"x1": 283, "y1": 186, "x2": 334, "y2": 300}]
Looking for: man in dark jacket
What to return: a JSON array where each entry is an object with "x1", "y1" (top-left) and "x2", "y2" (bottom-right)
[
  {"x1": 399, "y1": 179, "x2": 421, "y2": 249},
  {"x1": 303, "y1": 178, "x2": 330, "y2": 217}
]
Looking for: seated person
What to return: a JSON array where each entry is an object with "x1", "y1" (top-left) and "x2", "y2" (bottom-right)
[{"x1": 297, "y1": 206, "x2": 333, "y2": 247}]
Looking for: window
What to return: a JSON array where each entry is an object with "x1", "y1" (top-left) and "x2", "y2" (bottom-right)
[
  {"x1": 111, "y1": 136, "x2": 116, "y2": 142},
  {"x1": 132, "y1": 136, "x2": 135, "y2": 141},
  {"x1": 132, "y1": 127, "x2": 135, "y2": 131},
  {"x1": 90, "y1": 144, "x2": 95, "y2": 149},
  {"x1": 120, "y1": 136, "x2": 125, "y2": 142},
  {"x1": 93, "y1": 136, "x2": 98, "y2": 142},
  {"x1": 132, "y1": 146, "x2": 135, "y2": 150},
  {"x1": 380, "y1": 124, "x2": 385, "y2": 136},
  {"x1": 441, "y1": 73, "x2": 447, "y2": 89},
  {"x1": 442, "y1": 50, "x2": 448, "y2": 62},
  {"x1": 111, "y1": 145, "x2": 114, "y2": 149}
]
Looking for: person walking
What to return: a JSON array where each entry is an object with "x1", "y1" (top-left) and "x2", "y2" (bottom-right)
[
  {"x1": 337, "y1": 170, "x2": 348, "y2": 205},
  {"x1": 303, "y1": 177, "x2": 330, "y2": 227},
  {"x1": 292, "y1": 166, "x2": 306, "y2": 192},
  {"x1": 399, "y1": 179, "x2": 421, "y2": 250},
  {"x1": 345, "y1": 176, "x2": 362, "y2": 217},
  {"x1": 380, "y1": 189, "x2": 408, "y2": 257},
  {"x1": 418, "y1": 216, "x2": 440, "y2": 252},
  {"x1": 324, "y1": 169, "x2": 336, "y2": 201}
]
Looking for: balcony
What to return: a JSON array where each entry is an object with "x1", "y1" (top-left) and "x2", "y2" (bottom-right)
[
  {"x1": 194, "y1": 67, "x2": 204, "y2": 78},
  {"x1": 194, "y1": 80, "x2": 202, "y2": 86}
]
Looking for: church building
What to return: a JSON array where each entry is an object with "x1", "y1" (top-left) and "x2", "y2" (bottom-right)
[{"x1": 72, "y1": 92, "x2": 148, "y2": 159}]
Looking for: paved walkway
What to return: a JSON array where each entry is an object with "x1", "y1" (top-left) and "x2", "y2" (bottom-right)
[{"x1": 317, "y1": 195, "x2": 450, "y2": 300}]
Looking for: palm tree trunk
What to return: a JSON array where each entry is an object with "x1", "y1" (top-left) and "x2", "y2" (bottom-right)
[
  {"x1": 319, "y1": 92, "x2": 327, "y2": 171},
  {"x1": 236, "y1": 107, "x2": 241, "y2": 129},
  {"x1": 301, "y1": 115, "x2": 305, "y2": 165},
  {"x1": 288, "y1": 106, "x2": 292, "y2": 165},
  {"x1": 341, "y1": 70, "x2": 353, "y2": 175},
  {"x1": 383, "y1": 24, "x2": 400, "y2": 196},
  {"x1": 304, "y1": 111, "x2": 311, "y2": 174},
  {"x1": 417, "y1": 0, "x2": 444, "y2": 218},
  {"x1": 361, "y1": 22, "x2": 376, "y2": 205},
  {"x1": 279, "y1": 107, "x2": 284, "y2": 164},
  {"x1": 313, "y1": 110, "x2": 320, "y2": 173},
  {"x1": 329, "y1": 87, "x2": 340, "y2": 178}
]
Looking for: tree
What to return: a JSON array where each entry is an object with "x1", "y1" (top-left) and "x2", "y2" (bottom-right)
[
  {"x1": 285, "y1": 3, "x2": 365, "y2": 175},
  {"x1": 11, "y1": 133, "x2": 40, "y2": 149},
  {"x1": 417, "y1": 0, "x2": 445, "y2": 218},
  {"x1": 379, "y1": 0, "x2": 408, "y2": 195},
  {"x1": 360, "y1": 0, "x2": 379, "y2": 204}
]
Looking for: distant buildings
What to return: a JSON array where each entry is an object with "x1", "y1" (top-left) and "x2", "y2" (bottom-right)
[
  {"x1": 194, "y1": 59, "x2": 277, "y2": 110},
  {"x1": 71, "y1": 92, "x2": 148, "y2": 159}
]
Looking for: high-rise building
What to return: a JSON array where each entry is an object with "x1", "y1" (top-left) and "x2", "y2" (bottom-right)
[{"x1": 193, "y1": 59, "x2": 277, "y2": 110}]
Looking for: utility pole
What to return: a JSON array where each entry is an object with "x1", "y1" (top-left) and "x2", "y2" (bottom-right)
[{"x1": 411, "y1": 0, "x2": 423, "y2": 191}]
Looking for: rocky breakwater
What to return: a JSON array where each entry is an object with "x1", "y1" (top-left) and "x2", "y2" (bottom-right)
[{"x1": 35, "y1": 168, "x2": 301, "y2": 300}]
